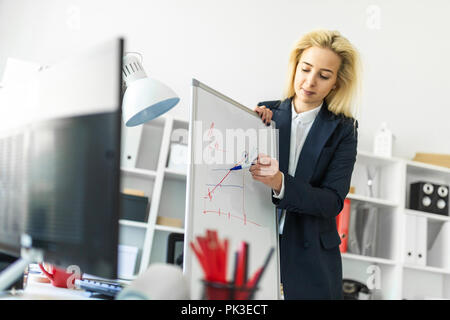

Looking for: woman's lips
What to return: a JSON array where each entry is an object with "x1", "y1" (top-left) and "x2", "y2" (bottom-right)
[{"x1": 302, "y1": 89, "x2": 315, "y2": 95}]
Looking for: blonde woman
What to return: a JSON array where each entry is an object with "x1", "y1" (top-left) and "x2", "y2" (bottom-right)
[{"x1": 250, "y1": 29, "x2": 361, "y2": 299}]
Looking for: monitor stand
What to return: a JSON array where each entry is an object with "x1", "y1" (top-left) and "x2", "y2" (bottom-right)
[{"x1": 0, "y1": 235, "x2": 44, "y2": 292}]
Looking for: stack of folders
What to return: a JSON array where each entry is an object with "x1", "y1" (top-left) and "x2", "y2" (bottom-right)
[
  {"x1": 405, "y1": 215, "x2": 450, "y2": 268},
  {"x1": 347, "y1": 202, "x2": 378, "y2": 257}
]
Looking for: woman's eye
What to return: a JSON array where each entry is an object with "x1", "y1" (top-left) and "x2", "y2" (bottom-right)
[{"x1": 302, "y1": 69, "x2": 329, "y2": 80}]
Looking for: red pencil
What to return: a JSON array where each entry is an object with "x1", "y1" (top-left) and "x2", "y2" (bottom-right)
[
  {"x1": 190, "y1": 241, "x2": 211, "y2": 280},
  {"x1": 222, "y1": 238, "x2": 229, "y2": 283},
  {"x1": 191, "y1": 230, "x2": 230, "y2": 284}
]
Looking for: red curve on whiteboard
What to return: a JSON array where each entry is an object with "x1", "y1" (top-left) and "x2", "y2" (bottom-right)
[{"x1": 202, "y1": 209, "x2": 261, "y2": 227}]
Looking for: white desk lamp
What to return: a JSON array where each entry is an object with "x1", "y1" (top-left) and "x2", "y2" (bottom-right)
[
  {"x1": 122, "y1": 53, "x2": 180, "y2": 127},
  {"x1": 120, "y1": 53, "x2": 180, "y2": 168}
]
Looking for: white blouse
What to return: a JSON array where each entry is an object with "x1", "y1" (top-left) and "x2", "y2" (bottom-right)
[{"x1": 272, "y1": 100, "x2": 322, "y2": 234}]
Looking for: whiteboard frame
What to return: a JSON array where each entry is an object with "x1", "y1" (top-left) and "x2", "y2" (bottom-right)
[{"x1": 183, "y1": 78, "x2": 281, "y2": 300}]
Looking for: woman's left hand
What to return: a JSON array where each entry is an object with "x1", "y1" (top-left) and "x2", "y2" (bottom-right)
[{"x1": 249, "y1": 153, "x2": 283, "y2": 193}]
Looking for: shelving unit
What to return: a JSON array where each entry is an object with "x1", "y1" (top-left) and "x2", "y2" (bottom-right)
[
  {"x1": 340, "y1": 150, "x2": 450, "y2": 299},
  {"x1": 118, "y1": 114, "x2": 188, "y2": 278},
  {"x1": 118, "y1": 116, "x2": 450, "y2": 299},
  {"x1": 399, "y1": 161, "x2": 450, "y2": 299}
]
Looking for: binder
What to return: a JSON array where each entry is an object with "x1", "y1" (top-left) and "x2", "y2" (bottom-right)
[
  {"x1": 359, "y1": 205, "x2": 378, "y2": 257},
  {"x1": 346, "y1": 203, "x2": 378, "y2": 257},
  {"x1": 427, "y1": 221, "x2": 450, "y2": 269},
  {"x1": 404, "y1": 214, "x2": 417, "y2": 265},
  {"x1": 336, "y1": 199, "x2": 351, "y2": 253},
  {"x1": 415, "y1": 216, "x2": 427, "y2": 267},
  {"x1": 347, "y1": 205, "x2": 360, "y2": 255}
]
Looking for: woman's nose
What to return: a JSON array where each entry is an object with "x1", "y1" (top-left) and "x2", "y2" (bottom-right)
[{"x1": 305, "y1": 73, "x2": 316, "y2": 87}]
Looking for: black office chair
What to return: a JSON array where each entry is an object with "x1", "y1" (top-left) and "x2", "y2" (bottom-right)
[{"x1": 342, "y1": 279, "x2": 372, "y2": 300}]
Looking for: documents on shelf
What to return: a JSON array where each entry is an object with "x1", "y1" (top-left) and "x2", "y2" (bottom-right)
[
  {"x1": 123, "y1": 188, "x2": 146, "y2": 197},
  {"x1": 156, "y1": 216, "x2": 183, "y2": 228},
  {"x1": 413, "y1": 153, "x2": 450, "y2": 169}
]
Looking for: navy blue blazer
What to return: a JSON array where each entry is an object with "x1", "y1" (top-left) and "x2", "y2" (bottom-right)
[{"x1": 257, "y1": 97, "x2": 358, "y2": 300}]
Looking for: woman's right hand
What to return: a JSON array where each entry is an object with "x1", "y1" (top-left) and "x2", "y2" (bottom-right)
[{"x1": 254, "y1": 105, "x2": 273, "y2": 126}]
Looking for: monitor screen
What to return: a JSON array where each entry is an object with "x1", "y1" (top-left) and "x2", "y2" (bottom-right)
[{"x1": 0, "y1": 38, "x2": 123, "y2": 279}]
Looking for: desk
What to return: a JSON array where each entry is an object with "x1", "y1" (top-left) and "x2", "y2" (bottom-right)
[{"x1": 0, "y1": 273, "x2": 101, "y2": 300}]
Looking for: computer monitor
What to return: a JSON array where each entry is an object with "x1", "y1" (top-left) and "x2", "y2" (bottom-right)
[{"x1": 0, "y1": 38, "x2": 123, "y2": 287}]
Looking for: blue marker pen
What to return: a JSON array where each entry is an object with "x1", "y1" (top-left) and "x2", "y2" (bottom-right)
[{"x1": 230, "y1": 156, "x2": 258, "y2": 171}]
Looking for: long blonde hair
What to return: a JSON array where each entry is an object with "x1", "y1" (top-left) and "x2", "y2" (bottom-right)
[{"x1": 284, "y1": 29, "x2": 362, "y2": 120}]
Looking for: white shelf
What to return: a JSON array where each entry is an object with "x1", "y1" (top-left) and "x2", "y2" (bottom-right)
[
  {"x1": 342, "y1": 252, "x2": 397, "y2": 266},
  {"x1": 347, "y1": 193, "x2": 399, "y2": 208},
  {"x1": 119, "y1": 219, "x2": 148, "y2": 228},
  {"x1": 356, "y1": 149, "x2": 401, "y2": 165},
  {"x1": 405, "y1": 160, "x2": 450, "y2": 175},
  {"x1": 121, "y1": 167, "x2": 157, "y2": 179},
  {"x1": 154, "y1": 224, "x2": 185, "y2": 234},
  {"x1": 341, "y1": 252, "x2": 396, "y2": 265},
  {"x1": 403, "y1": 264, "x2": 450, "y2": 275},
  {"x1": 164, "y1": 168, "x2": 187, "y2": 180},
  {"x1": 405, "y1": 208, "x2": 450, "y2": 222}
]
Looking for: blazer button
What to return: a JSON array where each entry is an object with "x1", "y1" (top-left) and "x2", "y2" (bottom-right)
[{"x1": 303, "y1": 241, "x2": 309, "y2": 248}]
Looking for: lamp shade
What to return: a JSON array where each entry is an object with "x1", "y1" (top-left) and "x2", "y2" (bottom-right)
[{"x1": 122, "y1": 77, "x2": 180, "y2": 127}]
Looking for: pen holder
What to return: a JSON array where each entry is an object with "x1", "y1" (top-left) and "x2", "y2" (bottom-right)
[
  {"x1": 201, "y1": 280, "x2": 257, "y2": 300},
  {"x1": 202, "y1": 281, "x2": 233, "y2": 300},
  {"x1": 233, "y1": 284, "x2": 257, "y2": 300}
]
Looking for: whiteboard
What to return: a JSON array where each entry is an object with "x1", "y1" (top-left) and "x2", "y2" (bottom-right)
[{"x1": 184, "y1": 79, "x2": 280, "y2": 300}]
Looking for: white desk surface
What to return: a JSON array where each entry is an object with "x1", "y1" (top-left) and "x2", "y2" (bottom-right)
[{"x1": 0, "y1": 274, "x2": 101, "y2": 300}]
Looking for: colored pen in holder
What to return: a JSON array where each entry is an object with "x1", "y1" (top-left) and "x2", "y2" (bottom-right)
[{"x1": 190, "y1": 229, "x2": 274, "y2": 300}]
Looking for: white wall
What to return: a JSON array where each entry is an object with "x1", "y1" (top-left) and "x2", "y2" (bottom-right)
[{"x1": 1, "y1": 0, "x2": 449, "y2": 159}]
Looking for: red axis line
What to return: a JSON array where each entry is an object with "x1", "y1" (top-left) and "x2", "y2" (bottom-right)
[
  {"x1": 207, "y1": 122, "x2": 214, "y2": 137},
  {"x1": 206, "y1": 169, "x2": 232, "y2": 199},
  {"x1": 203, "y1": 153, "x2": 248, "y2": 200},
  {"x1": 202, "y1": 209, "x2": 261, "y2": 227}
]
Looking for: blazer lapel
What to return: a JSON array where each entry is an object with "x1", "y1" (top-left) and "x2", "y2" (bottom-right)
[
  {"x1": 274, "y1": 98, "x2": 292, "y2": 174},
  {"x1": 294, "y1": 100, "x2": 340, "y2": 183}
]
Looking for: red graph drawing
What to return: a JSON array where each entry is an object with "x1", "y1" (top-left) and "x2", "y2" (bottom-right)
[
  {"x1": 207, "y1": 121, "x2": 226, "y2": 153},
  {"x1": 201, "y1": 151, "x2": 261, "y2": 228}
]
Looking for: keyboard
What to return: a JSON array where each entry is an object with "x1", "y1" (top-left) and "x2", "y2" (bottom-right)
[{"x1": 75, "y1": 278, "x2": 124, "y2": 298}]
